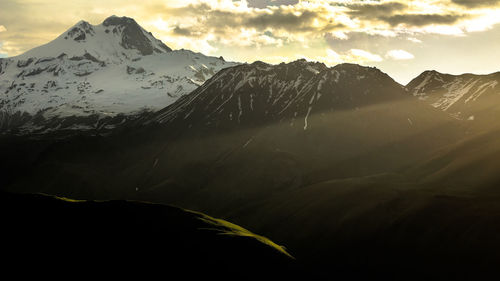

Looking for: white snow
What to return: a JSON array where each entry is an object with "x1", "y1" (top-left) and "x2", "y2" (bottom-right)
[
  {"x1": 237, "y1": 94, "x2": 243, "y2": 122},
  {"x1": 304, "y1": 106, "x2": 312, "y2": 130},
  {"x1": 413, "y1": 73, "x2": 432, "y2": 94},
  {"x1": 306, "y1": 65, "x2": 320, "y2": 75},
  {"x1": 464, "y1": 81, "x2": 498, "y2": 103},
  {"x1": 333, "y1": 70, "x2": 340, "y2": 83},
  {"x1": 432, "y1": 79, "x2": 479, "y2": 111},
  {"x1": 0, "y1": 19, "x2": 238, "y2": 122},
  {"x1": 243, "y1": 138, "x2": 253, "y2": 148}
]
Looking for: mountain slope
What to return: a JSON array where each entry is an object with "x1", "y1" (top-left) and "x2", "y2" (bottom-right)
[
  {"x1": 402, "y1": 70, "x2": 500, "y2": 187},
  {"x1": 406, "y1": 70, "x2": 500, "y2": 125},
  {"x1": 2, "y1": 191, "x2": 294, "y2": 277},
  {"x1": 0, "y1": 16, "x2": 237, "y2": 135},
  {"x1": 156, "y1": 60, "x2": 407, "y2": 130}
]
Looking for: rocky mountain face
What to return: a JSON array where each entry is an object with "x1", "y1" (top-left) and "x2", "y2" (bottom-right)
[
  {"x1": 0, "y1": 16, "x2": 237, "y2": 135},
  {"x1": 156, "y1": 60, "x2": 406, "y2": 131},
  {"x1": 406, "y1": 70, "x2": 500, "y2": 125}
]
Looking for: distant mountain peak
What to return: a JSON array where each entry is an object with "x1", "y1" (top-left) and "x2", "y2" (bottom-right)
[
  {"x1": 406, "y1": 69, "x2": 500, "y2": 118},
  {"x1": 66, "y1": 20, "x2": 95, "y2": 42},
  {"x1": 100, "y1": 15, "x2": 171, "y2": 55},
  {"x1": 102, "y1": 15, "x2": 136, "y2": 26},
  {"x1": 17, "y1": 16, "x2": 171, "y2": 60}
]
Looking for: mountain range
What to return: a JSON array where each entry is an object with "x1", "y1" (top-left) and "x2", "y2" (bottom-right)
[
  {"x1": 1, "y1": 16, "x2": 498, "y2": 137},
  {"x1": 2, "y1": 16, "x2": 500, "y2": 279}
]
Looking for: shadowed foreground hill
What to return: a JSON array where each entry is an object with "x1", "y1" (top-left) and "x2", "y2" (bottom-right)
[{"x1": 1, "y1": 192, "x2": 294, "y2": 278}]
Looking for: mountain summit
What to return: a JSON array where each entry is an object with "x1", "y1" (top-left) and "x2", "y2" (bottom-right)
[
  {"x1": 155, "y1": 59, "x2": 406, "y2": 130},
  {"x1": 0, "y1": 16, "x2": 237, "y2": 135},
  {"x1": 21, "y1": 15, "x2": 172, "y2": 60},
  {"x1": 406, "y1": 70, "x2": 500, "y2": 123}
]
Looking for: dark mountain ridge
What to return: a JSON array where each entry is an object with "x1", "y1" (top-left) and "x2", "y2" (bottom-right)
[{"x1": 155, "y1": 59, "x2": 407, "y2": 132}]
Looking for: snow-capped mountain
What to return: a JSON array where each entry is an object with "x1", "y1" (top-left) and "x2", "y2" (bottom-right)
[
  {"x1": 406, "y1": 70, "x2": 500, "y2": 121},
  {"x1": 155, "y1": 59, "x2": 406, "y2": 130},
  {"x1": 0, "y1": 16, "x2": 237, "y2": 135}
]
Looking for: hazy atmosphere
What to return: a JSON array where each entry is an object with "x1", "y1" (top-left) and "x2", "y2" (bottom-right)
[{"x1": 2, "y1": 0, "x2": 500, "y2": 83}]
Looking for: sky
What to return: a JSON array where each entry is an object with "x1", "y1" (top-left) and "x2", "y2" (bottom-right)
[{"x1": 1, "y1": 0, "x2": 500, "y2": 84}]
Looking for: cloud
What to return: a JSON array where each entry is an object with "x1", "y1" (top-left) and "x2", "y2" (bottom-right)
[
  {"x1": 0, "y1": 25, "x2": 6, "y2": 32},
  {"x1": 297, "y1": 47, "x2": 385, "y2": 66},
  {"x1": 247, "y1": 0, "x2": 299, "y2": 9},
  {"x1": 242, "y1": 10, "x2": 343, "y2": 32},
  {"x1": 165, "y1": 2, "x2": 345, "y2": 35},
  {"x1": 0, "y1": 39, "x2": 29, "y2": 57},
  {"x1": 344, "y1": 2, "x2": 467, "y2": 28},
  {"x1": 407, "y1": 37, "x2": 422, "y2": 43},
  {"x1": 0, "y1": 0, "x2": 500, "y2": 76},
  {"x1": 0, "y1": 42, "x2": 6, "y2": 57},
  {"x1": 346, "y1": 2, "x2": 407, "y2": 19},
  {"x1": 386, "y1": 49, "x2": 415, "y2": 60},
  {"x1": 347, "y1": 49, "x2": 383, "y2": 62},
  {"x1": 325, "y1": 31, "x2": 421, "y2": 54},
  {"x1": 381, "y1": 13, "x2": 466, "y2": 27},
  {"x1": 172, "y1": 25, "x2": 196, "y2": 36},
  {"x1": 451, "y1": 0, "x2": 500, "y2": 8}
]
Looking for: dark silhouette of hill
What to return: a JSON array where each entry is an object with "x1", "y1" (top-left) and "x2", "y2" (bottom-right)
[{"x1": 1, "y1": 191, "x2": 294, "y2": 278}]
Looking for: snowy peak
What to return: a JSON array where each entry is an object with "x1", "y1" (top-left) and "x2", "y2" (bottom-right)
[
  {"x1": 406, "y1": 70, "x2": 500, "y2": 120},
  {"x1": 155, "y1": 60, "x2": 405, "y2": 130},
  {"x1": 19, "y1": 16, "x2": 171, "y2": 61},
  {"x1": 407, "y1": 70, "x2": 453, "y2": 96},
  {"x1": 101, "y1": 16, "x2": 172, "y2": 55},
  {"x1": 0, "y1": 16, "x2": 238, "y2": 135},
  {"x1": 66, "y1": 20, "x2": 95, "y2": 42}
]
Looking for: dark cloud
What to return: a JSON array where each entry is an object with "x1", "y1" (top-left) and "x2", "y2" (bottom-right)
[
  {"x1": 247, "y1": 0, "x2": 299, "y2": 9},
  {"x1": 451, "y1": 0, "x2": 500, "y2": 8},
  {"x1": 346, "y1": 2, "x2": 407, "y2": 18},
  {"x1": 243, "y1": 10, "x2": 343, "y2": 32},
  {"x1": 167, "y1": 4, "x2": 344, "y2": 37},
  {"x1": 381, "y1": 14, "x2": 466, "y2": 27},
  {"x1": 172, "y1": 26, "x2": 195, "y2": 36},
  {"x1": 342, "y1": 2, "x2": 465, "y2": 28},
  {"x1": 163, "y1": 3, "x2": 212, "y2": 16}
]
